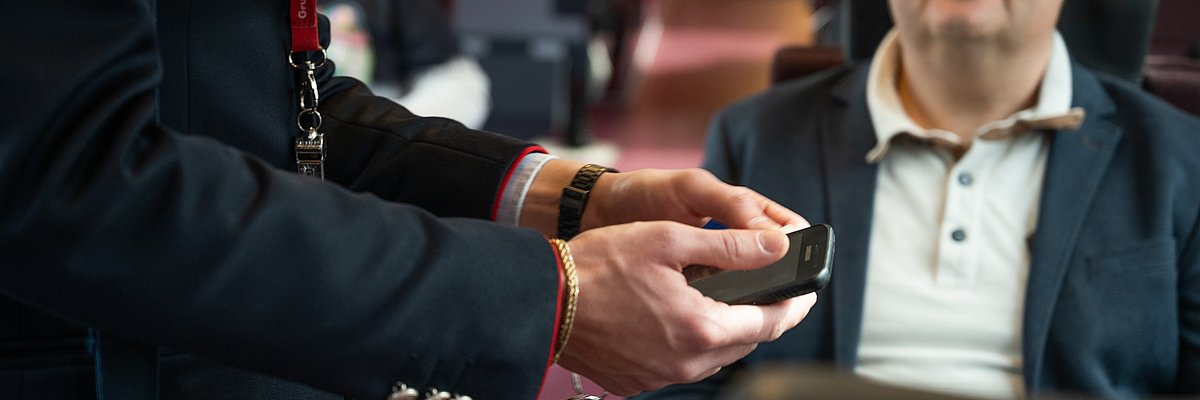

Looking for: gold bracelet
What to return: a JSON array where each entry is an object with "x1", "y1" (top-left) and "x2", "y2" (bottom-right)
[{"x1": 550, "y1": 238, "x2": 580, "y2": 364}]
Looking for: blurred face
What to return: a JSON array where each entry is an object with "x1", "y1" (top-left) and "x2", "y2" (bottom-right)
[{"x1": 887, "y1": 0, "x2": 1063, "y2": 45}]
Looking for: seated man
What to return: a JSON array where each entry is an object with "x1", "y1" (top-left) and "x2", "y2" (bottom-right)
[{"x1": 641, "y1": 0, "x2": 1200, "y2": 398}]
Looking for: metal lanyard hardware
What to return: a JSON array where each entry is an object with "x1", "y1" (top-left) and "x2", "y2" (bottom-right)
[{"x1": 289, "y1": 0, "x2": 325, "y2": 179}]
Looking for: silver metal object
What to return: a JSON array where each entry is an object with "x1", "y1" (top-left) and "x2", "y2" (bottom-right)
[
  {"x1": 294, "y1": 129, "x2": 325, "y2": 179},
  {"x1": 388, "y1": 383, "x2": 420, "y2": 400},
  {"x1": 569, "y1": 373, "x2": 608, "y2": 400},
  {"x1": 424, "y1": 388, "x2": 452, "y2": 400},
  {"x1": 288, "y1": 48, "x2": 327, "y2": 69},
  {"x1": 298, "y1": 68, "x2": 320, "y2": 111},
  {"x1": 296, "y1": 109, "x2": 323, "y2": 133},
  {"x1": 290, "y1": 49, "x2": 326, "y2": 180},
  {"x1": 568, "y1": 395, "x2": 604, "y2": 400}
]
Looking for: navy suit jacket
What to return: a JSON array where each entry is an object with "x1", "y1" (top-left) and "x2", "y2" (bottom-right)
[
  {"x1": 643, "y1": 63, "x2": 1200, "y2": 398},
  {"x1": 2, "y1": 1, "x2": 559, "y2": 399}
]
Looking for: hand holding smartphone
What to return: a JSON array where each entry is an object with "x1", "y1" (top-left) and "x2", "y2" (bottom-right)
[{"x1": 684, "y1": 224, "x2": 835, "y2": 305}]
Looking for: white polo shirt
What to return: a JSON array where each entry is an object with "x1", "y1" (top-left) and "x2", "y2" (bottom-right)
[{"x1": 854, "y1": 30, "x2": 1085, "y2": 399}]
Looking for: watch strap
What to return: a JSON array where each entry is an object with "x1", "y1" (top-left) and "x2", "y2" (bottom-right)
[{"x1": 557, "y1": 164, "x2": 616, "y2": 240}]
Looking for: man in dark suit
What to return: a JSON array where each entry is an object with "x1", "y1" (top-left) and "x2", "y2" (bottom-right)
[
  {"x1": 1, "y1": 1, "x2": 819, "y2": 399},
  {"x1": 642, "y1": 0, "x2": 1200, "y2": 398}
]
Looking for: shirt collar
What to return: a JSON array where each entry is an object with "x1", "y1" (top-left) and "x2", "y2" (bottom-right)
[{"x1": 864, "y1": 30, "x2": 1086, "y2": 163}]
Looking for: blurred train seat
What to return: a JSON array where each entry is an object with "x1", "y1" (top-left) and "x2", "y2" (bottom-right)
[
  {"x1": 1143, "y1": 0, "x2": 1200, "y2": 115},
  {"x1": 452, "y1": 0, "x2": 592, "y2": 143},
  {"x1": 321, "y1": 0, "x2": 492, "y2": 128}
]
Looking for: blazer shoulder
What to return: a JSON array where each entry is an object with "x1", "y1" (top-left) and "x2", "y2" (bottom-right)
[
  {"x1": 1087, "y1": 71, "x2": 1200, "y2": 200},
  {"x1": 1092, "y1": 72, "x2": 1200, "y2": 149}
]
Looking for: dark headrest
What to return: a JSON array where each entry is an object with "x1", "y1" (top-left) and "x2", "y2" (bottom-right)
[
  {"x1": 835, "y1": 0, "x2": 1158, "y2": 83},
  {"x1": 772, "y1": 47, "x2": 845, "y2": 83},
  {"x1": 837, "y1": 0, "x2": 890, "y2": 62},
  {"x1": 1150, "y1": 0, "x2": 1200, "y2": 58},
  {"x1": 1058, "y1": 0, "x2": 1158, "y2": 83}
]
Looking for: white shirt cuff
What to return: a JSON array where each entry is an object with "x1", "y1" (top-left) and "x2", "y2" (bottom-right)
[{"x1": 495, "y1": 153, "x2": 557, "y2": 226}]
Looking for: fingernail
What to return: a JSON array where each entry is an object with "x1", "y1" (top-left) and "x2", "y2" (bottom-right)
[
  {"x1": 778, "y1": 224, "x2": 802, "y2": 234},
  {"x1": 757, "y1": 231, "x2": 785, "y2": 253}
]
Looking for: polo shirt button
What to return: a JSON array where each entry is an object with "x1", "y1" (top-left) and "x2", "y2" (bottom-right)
[
  {"x1": 958, "y1": 172, "x2": 974, "y2": 186},
  {"x1": 951, "y1": 229, "x2": 968, "y2": 242}
]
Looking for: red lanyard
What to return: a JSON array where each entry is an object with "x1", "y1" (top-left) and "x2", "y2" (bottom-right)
[
  {"x1": 289, "y1": 0, "x2": 321, "y2": 52},
  {"x1": 289, "y1": 0, "x2": 325, "y2": 179}
]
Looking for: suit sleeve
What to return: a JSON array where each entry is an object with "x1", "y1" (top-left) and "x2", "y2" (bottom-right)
[
  {"x1": 1, "y1": 2, "x2": 557, "y2": 399},
  {"x1": 317, "y1": 75, "x2": 543, "y2": 220}
]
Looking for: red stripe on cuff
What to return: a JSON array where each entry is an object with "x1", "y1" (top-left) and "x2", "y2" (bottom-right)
[
  {"x1": 537, "y1": 239, "x2": 567, "y2": 394},
  {"x1": 490, "y1": 145, "x2": 548, "y2": 221}
]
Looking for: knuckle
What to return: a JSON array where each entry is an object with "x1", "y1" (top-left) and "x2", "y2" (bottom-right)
[
  {"x1": 727, "y1": 186, "x2": 761, "y2": 206},
  {"x1": 680, "y1": 168, "x2": 715, "y2": 188},
  {"x1": 687, "y1": 168, "x2": 717, "y2": 181},
  {"x1": 638, "y1": 220, "x2": 669, "y2": 234},
  {"x1": 766, "y1": 323, "x2": 787, "y2": 341},
  {"x1": 648, "y1": 222, "x2": 682, "y2": 248},
  {"x1": 680, "y1": 318, "x2": 724, "y2": 351},
  {"x1": 720, "y1": 231, "x2": 750, "y2": 259}
]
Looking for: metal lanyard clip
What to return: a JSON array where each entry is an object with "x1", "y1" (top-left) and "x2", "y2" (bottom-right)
[
  {"x1": 289, "y1": 49, "x2": 327, "y2": 179},
  {"x1": 295, "y1": 128, "x2": 325, "y2": 179}
]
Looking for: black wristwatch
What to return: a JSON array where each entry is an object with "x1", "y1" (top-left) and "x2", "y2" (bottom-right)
[{"x1": 557, "y1": 164, "x2": 617, "y2": 240}]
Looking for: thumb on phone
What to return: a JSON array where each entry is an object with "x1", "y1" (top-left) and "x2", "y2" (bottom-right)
[{"x1": 669, "y1": 227, "x2": 789, "y2": 272}]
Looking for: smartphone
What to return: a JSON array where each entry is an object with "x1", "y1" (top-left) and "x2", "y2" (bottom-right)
[{"x1": 684, "y1": 224, "x2": 835, "y2": 305}]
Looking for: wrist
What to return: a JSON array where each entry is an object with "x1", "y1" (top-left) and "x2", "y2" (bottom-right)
[
  {"x1": 579, "y1": 172, "x2": 616, "y2": 232},
  {"x1": 517, "y1": 159, "x2": 619, "y2": 237},
  {"x1": 557, "y1": 164, "x2": 617, "y2": 240},
  {"x1": 519, "y1": 159, "x2": 585, "y2": 236}
]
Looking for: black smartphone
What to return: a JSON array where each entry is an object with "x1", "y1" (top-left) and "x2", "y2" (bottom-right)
[{"x1": 684, "y1": 224, "x2": 835, "y2": 305}]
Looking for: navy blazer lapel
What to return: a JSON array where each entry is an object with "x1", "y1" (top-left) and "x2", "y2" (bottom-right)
[
  {"x1": 822, "y1": 67, "x2": 880, "y2": 368},
  {"x1": 1022, "y1": 65, "x2": 1122, "y2": 388}
]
